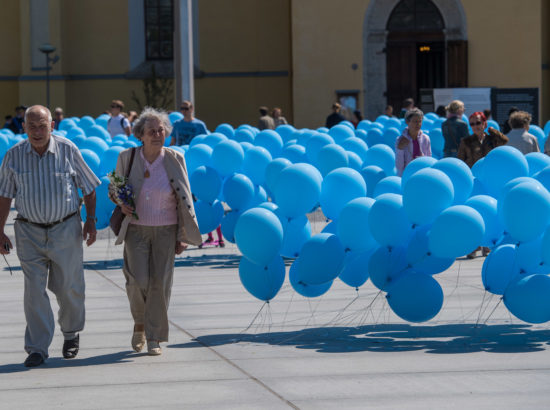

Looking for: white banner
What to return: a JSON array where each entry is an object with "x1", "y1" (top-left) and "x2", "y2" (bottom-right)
[{"x1": 433, "y1": 88, "x2": 492, "y2": 118}]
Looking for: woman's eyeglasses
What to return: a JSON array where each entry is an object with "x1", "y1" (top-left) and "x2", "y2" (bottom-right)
[{"x1": 469, "y1": 121, "x2": 483, "y2": 126}]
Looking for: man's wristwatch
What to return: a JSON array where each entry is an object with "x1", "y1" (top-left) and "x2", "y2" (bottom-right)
[{"x1": 86, "y1": 215, "x2": 97, "y2": 222}]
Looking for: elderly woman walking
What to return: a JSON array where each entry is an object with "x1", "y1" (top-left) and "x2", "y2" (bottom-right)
[
  {"x1": 395, "y1": 108, "x2": 432, "y2": 176},
  {"x1": 110, "y1": 108, "x2": 201, "y2": 355}
]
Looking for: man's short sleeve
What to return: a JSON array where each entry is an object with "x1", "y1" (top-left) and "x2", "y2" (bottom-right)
[
  {"x1": 0, "y1": 150, "x2": 16, "y2": 198},
  {"x1": 123, "y1": 118, "x2": 131, "y2": 129}
]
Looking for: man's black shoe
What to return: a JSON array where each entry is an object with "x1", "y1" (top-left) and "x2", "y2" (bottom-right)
[
  {"x1": 24, "y1": 352, "x2": 44, "y2": 367},
  {"x1": 63, "y1": 334, "x2": 79, "y2": 359}
]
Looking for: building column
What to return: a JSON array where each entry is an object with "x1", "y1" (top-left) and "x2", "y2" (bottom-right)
[{"x1": 174, "y1": 0, "x2": 194, "y2": 108}]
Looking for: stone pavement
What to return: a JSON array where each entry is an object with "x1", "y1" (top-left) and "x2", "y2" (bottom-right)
[{"x1": 1, "y1": 210, "x2": 550, "y2": 409}]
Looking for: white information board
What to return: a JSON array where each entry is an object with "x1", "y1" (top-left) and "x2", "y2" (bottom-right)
[{"x1": 433, "y1": 88, "x2": 492, "y2": 118}]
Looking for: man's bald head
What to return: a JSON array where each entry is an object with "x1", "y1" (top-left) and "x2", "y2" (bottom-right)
[{"x1": 25, "y1": 105, "x2": 52, "y2": 124}]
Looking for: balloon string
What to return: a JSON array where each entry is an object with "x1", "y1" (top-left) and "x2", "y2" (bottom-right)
[
  {"x1": 281, "y1": 291, "x2": 295, "y2": 332},
  {"x1": 326, "y1": 293, "x2": 360, "y2": 326},
  {"x1": 241, "y1": 301, "x2": 267, "y2": 333},
  {"x1": 480, "y1": 297, "x2": 503, "y2": 327}
]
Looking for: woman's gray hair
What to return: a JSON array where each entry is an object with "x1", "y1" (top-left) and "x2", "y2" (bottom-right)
[
  {"x1": 405, "y1": 108, "x2": 424, "y2": 122},
  {"x1": 132, "y1": 107, "x2": 173, "y2": 139}
]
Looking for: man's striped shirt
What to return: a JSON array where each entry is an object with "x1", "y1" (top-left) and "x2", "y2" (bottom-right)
[{"x1": 0, "y1": 135, "x2": 100, "y2": 224}]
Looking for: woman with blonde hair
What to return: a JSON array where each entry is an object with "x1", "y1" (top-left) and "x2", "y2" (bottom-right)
[{"x1": 110, "y1": 107, "x2": 201, "y2": 355}]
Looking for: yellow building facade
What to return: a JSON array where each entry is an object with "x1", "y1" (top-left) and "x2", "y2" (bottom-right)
[{"x1": 1, "y1": 0, "x2": 548, "y2": 130}]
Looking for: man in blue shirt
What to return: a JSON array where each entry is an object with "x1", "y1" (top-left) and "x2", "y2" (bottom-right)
[{"x1": 170, "y1": 101, "x2": 208, "y2": 146}]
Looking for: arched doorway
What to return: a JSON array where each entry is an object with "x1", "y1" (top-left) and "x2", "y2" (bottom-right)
[{"x1": 363, "y1": 0, "x2": 468, "y2": 119}]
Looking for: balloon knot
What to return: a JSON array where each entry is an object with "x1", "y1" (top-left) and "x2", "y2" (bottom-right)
[
  {"x1": 345, "y1": 248, "x2": 351, "y2": 253},
  {"x1": 427, "y1": 252, "x2": 431, "y2": 256}
]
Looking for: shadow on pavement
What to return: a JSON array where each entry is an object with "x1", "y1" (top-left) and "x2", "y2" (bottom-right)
[
  {"x1": 170, "y1": 323, "x2": 550, "y2": 354},
  {"x1": 0, "y1": 351, "x2": 137, "y2": 374},
  {"x1": 83, "y1": 254, "x2": 242, "y2": 271}
]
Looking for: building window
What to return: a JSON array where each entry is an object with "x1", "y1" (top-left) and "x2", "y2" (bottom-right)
[
  {"x1": 145, "y1": 0, "x2": 174, "y2": 60},
  {"x1": 387, "y1": 0, "x2": 444, "y2": 32}
]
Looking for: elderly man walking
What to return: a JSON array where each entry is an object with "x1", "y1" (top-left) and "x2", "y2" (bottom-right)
[{"x1": 0, "y1": 105, "x2": 100, "y2": 367}]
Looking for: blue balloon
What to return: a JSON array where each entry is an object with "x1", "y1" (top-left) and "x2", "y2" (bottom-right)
[
  {"x1": 215, "y1": 123, "x2": 234, "y2": 139},
  {"x1": 255, "y1": 130, "x2": 283, "y2": 157},
  {"x1": 534, "y1": 165, "x2": 550, "y2": 192},
  {"x1": 280, "y1": 215, "x2": 311, "y2": 258},
  {"x1": 363, "y1": 144, "x2": 396, "y2": 175},
  {"x1": 360, "y1": 165, "x2": 386, "y2": 198},
  {"x1": 297, "y1": 233, "x2": 346, "y2": 285},
  {"x1": 368, "y1": 193, "x2": 412, "y2": 247},
  {"x1": 66, "y1": 127, "x2": 86, "y2": 140},
  {"x1": 80, "y1": 149, "x2": 101, "y2": 176},
  {"x1": 78, "y1": 116, "x2": 95, "y2": 131},
  {"x1": 500, "y1": 180, "x2": 550, "y2": 242},
  {"x1": 465, "y1": 195, "x2": 503, "y2": 247},
  {"x1": 240, "y1": 141, "x2": 254, "y2": 152},
  {"x1": 234, "y1": 128, "x2": 255, "y2": 144},
  {"x1": 190, "y1": 166, "x2": 223, "y2": 203},
  {"x1": 528, "y1": 125, "x2": 546, "y2": 144},
  {"x1": 328, "y1": 124, "x2": 354, "y2": 144},
  {"x1": 80, "y1": 136, "x2": 109, "y2": 155},
  {"x1": 235, "y1": 207, "x2": 283, "y2": 266},
  {"x1": 403, "y1": 168, "x2": 454, "y2": 226},
  {"x1": 346, "y1": 151, "x2": 363, "y2": 171},
  {"x1": 275, "y1": 124, "x2": 296, "y2": 143},
  {"x1": 515, "y1": 236, "x2": 548, "y2": 274},
  {"x1": 264, "y1": 158, "x2": 291, "y2": 198},
  {"x1": 220, "y1": 210, "x2": 241, "y2": 243},
  {"x1": 373, "y1": 176, "x2": 402, "y2": 197},
  {"x1": 168, "y1": 111, "x2": 183, "y2": 125},
  {"x1": 342, "y1": 137, "x2": 369, "y2": 161},
  {"x1": 315, "y1": 143, "x2": 348, "y2": 176},
  {"x1": 357, "y1": 119, "x2": 372, "y2": 132},
  {"x1": 305, "y1": 132, "x2": 334, "y2": 163},
  {"x1": 386, "y1": 272, "x2": 444, "y2": 323},
  {"x1": 428, "y1": 205, "x2": 485, "y2": 258},
  {"x1": 258, "y1": 201, "x2": 278, "y2": 212},
  {"x1": 273, "y1": 163, "x2": 322, "y2": 218},
  {"x1": 185, "y1": 143, "x2": 213, "y2": 173},
  {"x1": 338, "y1": 248, "x2": 374, "y2": 288},
  {"x1": 482, "y1": 244, "x2": 519, "y2": 294},
  {"x1": 406, "y1": 226, "x2": 454, "y2": 275},
  {"x1": 432, "y1": 157, "x2": 473, "y2": 204},
  {"x1": 355, "y1": 129, "x2": 368, "y2": 142},
  {"x1": 480, "y1": 146, "x2": 529, "y2": 198},
  {"x1": 320, "y1": 167, "x2": 366, "y2": 220},
  {"x1": 202, "y1": 132, "x2": 227, "y2": 149},
  {"x1": 239, "y1": 256, "x2": 285, "y2": 301},
  {"x1": 222, "y1": 173, "x2": 255, "y2": 212},
  {"x1": 401, "y1": 156, "x2": 437, "y2": 187},
  {"x1": 429, "y1": 128, "x2": 444, "y2": 158},
  {"x1": 250, "y1": 184, "x2": 268, "y2": 207},
  {"x1": 242, "y1": 146, "x2": 272, "y2": 185},
  {"x1": 280, "y1": 143, "x2": 307, "y2": 163},
  {"x1": 368, "y1": 246, "x2": 409, "y2": 291},
  {"x1": 366, "y1": 128, "x2": 384, "y2": 147},
  {"x1": 526, "y1": 152, "x2": 550, "y2": 176},
  {"x1": 99, "y1": 146, "x2": 124, "y2": 177},
  {"x1": 195, "y1": 199, "x2": 224, "y2": 234},
  {"x1": 504, "y1": 274, "x2": 550, "y2": 323},
  {"x1": 290, "y1": 258, "x2": 332, "y2": 298},
  {"x1": 58, "y1": 118, "x2": 77, "y2": 131},
  {"x1": 189, "y1": 134, "x2": 208, "y2": 147},
  {"x1": 382, "y1": 127, "x2": 400, "y2": 147},
  {"x1": 486, "y1": 120, "x2": 500, "y2": 131},
  {"x1": 338, "y1": 197, "x2": 377, "y2": 252},
  {"x1": 471, "y1": 157, "x2": 484, "y2": 179},
  {"x1": 87, "y1": 125, "x2": 111, "y2": 141},
  {"x1": 211, "y1": 139, "x2": 245, "y2": 177}
]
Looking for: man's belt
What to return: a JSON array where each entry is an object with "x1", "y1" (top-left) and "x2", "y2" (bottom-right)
[{"x1": 16, "y1": 212, "x2": 78, "y2": 229}]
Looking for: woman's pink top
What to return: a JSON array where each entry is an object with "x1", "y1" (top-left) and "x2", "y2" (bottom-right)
[{"x1": 131, "y1": 149, "x2": 178, "y2": 226}]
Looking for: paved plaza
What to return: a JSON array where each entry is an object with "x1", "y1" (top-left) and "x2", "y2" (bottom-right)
[{"x1": 1, "y1": 209, "x2": 550, "y2": 409}]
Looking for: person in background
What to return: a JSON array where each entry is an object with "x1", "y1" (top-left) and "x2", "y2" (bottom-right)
[
  {"x1": 501, "y1": 106, "x2": 519, "y2": 135},
  {"x1": 441, "y1": 100, "x2": 469, "y2": 158},
  {"x1": 3, "y1": 115, "x2": 13, "y2": 130},
  {"x1": 272, "y1": 107, "x2": 288, "y2": 127},
  {"x1": 0, "y1": 105, "x2": 100, "y2": 367},
  {"x1": 127, "y1": 110, "x2": 139, "y2": 126},
  {"x1": 483, "y1": 109, "x2": 492, "y2": 120},
  {"x1": 385, "y1": 105, "x2": 395, "y2": 118},
  {"x1": 325, "y1": 102, "x2": 346, "y2": 128},
  {"x1": 435, "y1": 105, "x2": 447, "y2": 118},
  {"x1": 458, "y1": 111, "x2": 508, "y2": 259},
  {"x1": 53, "y1": 107, "x2": 64, "y2": 130},
  {"x1": 9, "y1": 105, "x2": 26, "y2": 134},
  {"x1": 170, "y1": 100, "x2": 208, "y2": 146},
  {"x1": 395, "y1": 108, "x2": 431, "y2": 176},
  {"x1": 108, "y1": 100, "x2": 132, "y2": 138},
  {"x1": 258, "y1": 106, "x2": 275, "y2": 130},
  {"x1": 352, "y1": 110, "x2": 363, "y2": 127},
  {"x1": 110, "y1": 108, "x2": 201, "y2": 356},
  {"x1": 506, "y1": 111, "x2": 540, "y2": 154},
  {"x1": 398, "y1": 98, "x2": 415, "y2": 118}
]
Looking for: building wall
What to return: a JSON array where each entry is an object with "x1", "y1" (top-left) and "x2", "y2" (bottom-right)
[
  {"x1": 542, "y1": 0, "x2": 550, "y2": 125},
  {"x1": 291, "y1": 0, "x2": 367, "y2": 129},
  {"x1": 195, "y1": 0, "x2": 292, "y2": 128}
]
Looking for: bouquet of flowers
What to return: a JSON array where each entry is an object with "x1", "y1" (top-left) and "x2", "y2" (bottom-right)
[{"x1": 108, "y1": 171, "x2": 139, "y2": 220}]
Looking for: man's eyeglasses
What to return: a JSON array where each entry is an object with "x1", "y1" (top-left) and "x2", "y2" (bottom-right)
[
  {"x1": 469, "y1": 121, "x2": 483, "y2": 126},
  {"x1": 181, "y1": 106, "x2": 190, "y2": 111},
  {"x1": 111, "y1": 105, "x2": 121, "y2": 109}
]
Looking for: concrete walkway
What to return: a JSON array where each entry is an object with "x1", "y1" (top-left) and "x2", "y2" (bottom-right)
[{"x1": 1, "y1": 210, "x2": 550, "y2": 409}]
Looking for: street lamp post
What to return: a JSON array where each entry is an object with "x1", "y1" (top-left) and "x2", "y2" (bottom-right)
[{"x1": 38, "y1": 43, "x2": 59, "y2": 109}]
